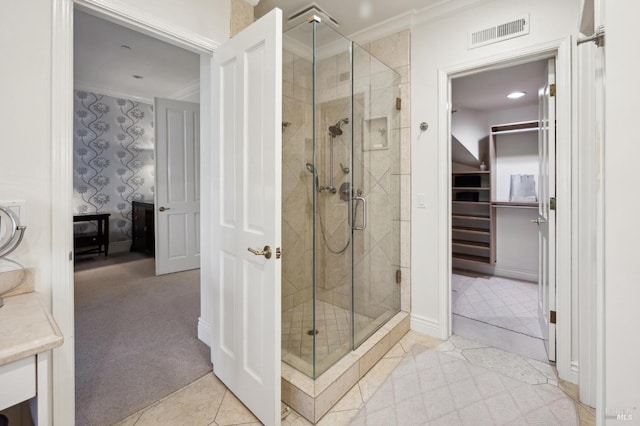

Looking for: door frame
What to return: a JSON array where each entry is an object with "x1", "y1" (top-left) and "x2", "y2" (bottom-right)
[
  {"x1": 437, "y1": 38, "x2": 577, "y2": 381},
  {"x1": 51, "y1": 1, "x2": 219, "y2": 423}
]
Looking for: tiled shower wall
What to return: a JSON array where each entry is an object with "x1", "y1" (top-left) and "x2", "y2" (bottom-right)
[
  {"x1": 281, "y1": 49, "x2": 314, "y2": 313},
  {"x1": 368, "y1": 30, "x2": 412, "y2": 313},
  {"x1": 280, "y1": 29, "x2": 412, "y2": 315}
]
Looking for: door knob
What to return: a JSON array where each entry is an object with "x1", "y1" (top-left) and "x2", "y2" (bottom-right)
[
  {"x1": 159, "y1": 207, "x2": 170, "y2": 212},
  {"x1": 248, "y1": 245, "x2": 272, "y2": 259}
]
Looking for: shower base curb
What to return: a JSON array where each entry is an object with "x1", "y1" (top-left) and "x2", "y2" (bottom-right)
[{"x1": 281, "y1": 311, "x2": 410, "y2": 424}]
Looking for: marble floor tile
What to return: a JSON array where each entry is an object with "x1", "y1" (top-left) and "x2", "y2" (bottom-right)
[
  {"x1": 215, "y1": 390, "x2": 259, "y2": 425},
  {"x1": 399, "y1": 330, "x2": 444, "y2": 352},
  {"x1": 128, "y1": 373, "x2": 226, "y2": 426},
  {"x1": 452, "y1": 314, "x2": 548, "y2": 362},
  {"x1": 116, "y1": 329, "x2": 592, "y2": 426},
  {"x1": 452, "y1": 274, "x2": 543, "y2": 339},
  {"x1": 351, "y1": 346, "x2": 578, "y2": 426},
  {"x1": 461, "y1": 347, "x2": 548, "y2": 385}
]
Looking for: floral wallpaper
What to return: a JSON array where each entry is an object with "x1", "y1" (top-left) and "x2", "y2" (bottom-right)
[{"x1": 73, "y1": 90, "x2": 155, "y2": 243}]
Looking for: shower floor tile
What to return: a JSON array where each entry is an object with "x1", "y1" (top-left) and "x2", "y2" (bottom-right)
[{"x1": 282, "y1": 300, "x2": 374, "y2": 375}]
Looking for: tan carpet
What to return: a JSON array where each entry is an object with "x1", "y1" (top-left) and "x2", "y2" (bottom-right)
[{"x1": 74, "y1": 253, "x2": 211, "y2": 426}]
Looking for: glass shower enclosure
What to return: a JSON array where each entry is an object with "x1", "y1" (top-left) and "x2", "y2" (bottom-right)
[{"x1": 281, "y1": 17, "x2": 401, "y2": 378}]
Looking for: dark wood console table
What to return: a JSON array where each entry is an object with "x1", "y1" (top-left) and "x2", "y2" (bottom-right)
[
  {"x1": 131, "y1": 201, "x2": 155, "y2": 255},
  {"x1": 73, "y1": 213, "x2": 110, "y2": 257}
]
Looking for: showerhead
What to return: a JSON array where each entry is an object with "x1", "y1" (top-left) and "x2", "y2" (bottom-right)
[
  {"x1": 328, "y1": 118, "x2": 349, "y2": 138},
  {"x1": 306, "y1": 162, "x2": 320, "y2": 192}
]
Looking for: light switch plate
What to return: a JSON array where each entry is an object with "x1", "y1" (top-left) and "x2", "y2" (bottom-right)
[{"x1": 417, "y1": 193, "x2": 426, "y2": 208}]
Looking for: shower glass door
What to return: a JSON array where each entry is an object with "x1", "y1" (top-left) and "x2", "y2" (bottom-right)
[
  {"x1": 351, "y1": 45, "x2": 402, "y2": 348},
  {"x1": 312, "y1": 20, "x2": 354, "y2": 377},
  {"x1": 281, "y1": 18, "x2": 401, "y2": 379}
]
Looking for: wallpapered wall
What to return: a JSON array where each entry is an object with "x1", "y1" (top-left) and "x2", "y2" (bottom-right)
[{"x1": 73, "y1": 90, "x2": 154, "y2": 244}]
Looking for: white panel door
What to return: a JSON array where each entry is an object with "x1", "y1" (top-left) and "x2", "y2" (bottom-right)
[
  {"x1": 210, "y1": 9, "x2": 282, "y2": 426},
  {"x1": 155, "y1": 98, "x2": 201, "y2": 275},
  {"x1": 537, "y1": 58, "x2": 557, "y2": 362}
]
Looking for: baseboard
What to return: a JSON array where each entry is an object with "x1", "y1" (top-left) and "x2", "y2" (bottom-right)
[
  {"x1": 493, "y1": 266, "x2": 537, "y2": 283},
  {"x1": 411, "y1": 314, "x2": 443, "y2": 339},
  {"x1": 453, "y1": 260, "x2": 537, "y2": 283},
  {"x1": 569, "y1": 360, "x2": 579, "y2": 384},
  {"x1": 198, "y1": 317, "x2": 212, "y2": 347},
  {"x1": 109, "y1": 240, "x2": 132, "y2": 254}
]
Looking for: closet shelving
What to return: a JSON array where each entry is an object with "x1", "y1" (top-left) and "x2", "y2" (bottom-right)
[
  {"x1": 489, "y1": 120, "x2": 540, "y2": 209},
  {"x1": 451, "y1": 170, "x2": 495, "y2": 265}
]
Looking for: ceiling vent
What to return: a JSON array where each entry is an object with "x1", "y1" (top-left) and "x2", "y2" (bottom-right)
[
  {"x1": 287, "y1": 3, "x2": 340, "y2": 28},
  {"x1": 468, "y1": 15, "x2": 529, "y2": 49}
]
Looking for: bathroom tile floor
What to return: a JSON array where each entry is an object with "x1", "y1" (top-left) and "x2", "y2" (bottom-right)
[
  {"x1": 114, "y1": 332, "x2": 595, "y2": 426},
  {"x1": 452, "y1": 273, "x2": 542, "y2": 338}
]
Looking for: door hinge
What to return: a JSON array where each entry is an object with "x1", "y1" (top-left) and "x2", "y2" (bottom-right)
[
  {"x1": 577, "y1": 25, "x2": 605, "y2": 48},
  {"x1": 550, "y1": 197, "x2": 556, "y2": 210},
  {"x1": 550, "y1": 310, "x2": 556, "y2": 324},
  {"x1": 549, "y1": 84, "x2": 556, "y2": 97},
  {"x1": 396, "y1": 269, "x2": 402, "y2": 284},
  {"x1": 69, "y1": 251, "x2": 73, "y2": 261},
  {"x1": 396, "y1": 97, "x2": 402, "y2": 110}
]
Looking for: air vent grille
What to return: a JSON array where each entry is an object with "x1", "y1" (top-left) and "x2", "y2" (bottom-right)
[{"x1": 468, "y1": 15, "x2": 530, "y2": 49}]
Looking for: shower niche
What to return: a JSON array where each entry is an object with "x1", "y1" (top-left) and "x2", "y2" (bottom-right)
[
  {"x1": 363, "y1": 115, "x2": 390, "y2": 151},
  {"x1": 280, "y1": 15, "x2": 406, "y2": 423}
]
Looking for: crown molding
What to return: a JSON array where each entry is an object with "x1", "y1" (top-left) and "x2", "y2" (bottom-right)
[
  {"x1": 412, "y1": 0, "x2": 491, "y2": 27},
  {"x1": 347, "y1": 0, "x2": 492, "y2": 46},
  {"x1": 73, "y1": 80, "x2": 154, "y2": 104},
  {"x1": 349, "y1": 9, "x2": 416, "y2": 46},
  {"x1": 169, "y1": 79, "x2": 201, "y2": 102}
]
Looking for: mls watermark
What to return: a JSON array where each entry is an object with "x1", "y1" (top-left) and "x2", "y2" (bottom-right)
[{"x1": 606, "y1": 407, "x2": 636, "y2": 421}]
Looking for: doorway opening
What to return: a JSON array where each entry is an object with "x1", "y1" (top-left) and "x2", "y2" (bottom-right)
[
  {"x1": 448, "y1": 58, "x2": 555, "y2": 363},
  {"x1": 72, "y1": 9, "x2": 207, "y2": 425}
]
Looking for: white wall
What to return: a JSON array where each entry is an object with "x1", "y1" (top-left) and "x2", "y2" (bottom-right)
[
  {"x1": 604, "y1": 0, "x2": 640, "y2": 421},
  {"x1": 410, "y1": 0, "x2": 579, "y2": 370},
  {"x1": 0, "y1": 0, "x2": 229, "y2": 297},
  {"x1": 0, "y1": 1, "x2": 230, "y2": 423},
  {"x1": 488, "y1": 104, "x2": 538, "y2": 126},
  {"x1": 0, "y1": 0, "x2": 53, "y2": 299},
  {"x1": 451, "y1": 107, "x2": 487, "y2": 163}
]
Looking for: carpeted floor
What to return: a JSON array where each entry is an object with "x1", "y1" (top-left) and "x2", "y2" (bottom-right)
[{"x1": 74, "y1": 252, "x2": 211, "y2": 426}]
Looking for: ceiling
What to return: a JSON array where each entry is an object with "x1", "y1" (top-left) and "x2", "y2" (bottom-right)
[
  {"x1": 255, "y1": 0, "x2": 436, "y2": 36},
  {"x1": 74, "y1": 11, "x2": 199, "y2": 101},
  {"x1": 452, "y1": 60, "x2": 548, "y2": 112}
]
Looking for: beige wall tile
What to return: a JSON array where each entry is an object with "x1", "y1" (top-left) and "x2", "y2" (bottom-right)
[
  {"x1": 230, "y1": 0, "x2": 254, "y2": 37},
  {"x1": 369, "y1": 30, "x2": 410, "y2": 69},
  {"x1": 287, "y1": 382, "x2": 315, "y2": 423},
  {"x1": 400, "y1": 266, "x2": 411, "y2": 312},
  {"x1": 315, "y1": 362, "x2": 360, "y2": 422}
]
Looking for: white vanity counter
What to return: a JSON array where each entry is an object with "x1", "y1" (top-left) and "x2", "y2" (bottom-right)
[
  {"x1": 0, "y1": 292, "x2": 63, "y2": 366},
  {"x1": 0, "y1": 292, "x2": 63, "y2": 424}
]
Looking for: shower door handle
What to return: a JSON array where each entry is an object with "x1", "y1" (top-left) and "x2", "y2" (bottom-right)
[{"x1": 353, "y1": 196, "x2": 367, "y2": 231}]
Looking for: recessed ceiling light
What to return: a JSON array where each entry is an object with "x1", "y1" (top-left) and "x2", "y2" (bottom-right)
[
  {"x1": 120, "y1": 45, "x2": 132, "y2": 50},
  {"x1": 507, "y1": 91, "x2": 526, "y2": 99},
  {"x1": 132, "y1": 75, "x2": 144, "y2": 79}
]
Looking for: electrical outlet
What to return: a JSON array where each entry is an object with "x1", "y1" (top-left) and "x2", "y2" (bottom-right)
[{"x1": 0, "y1": 200, "x2": 26, "y2": 223}]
